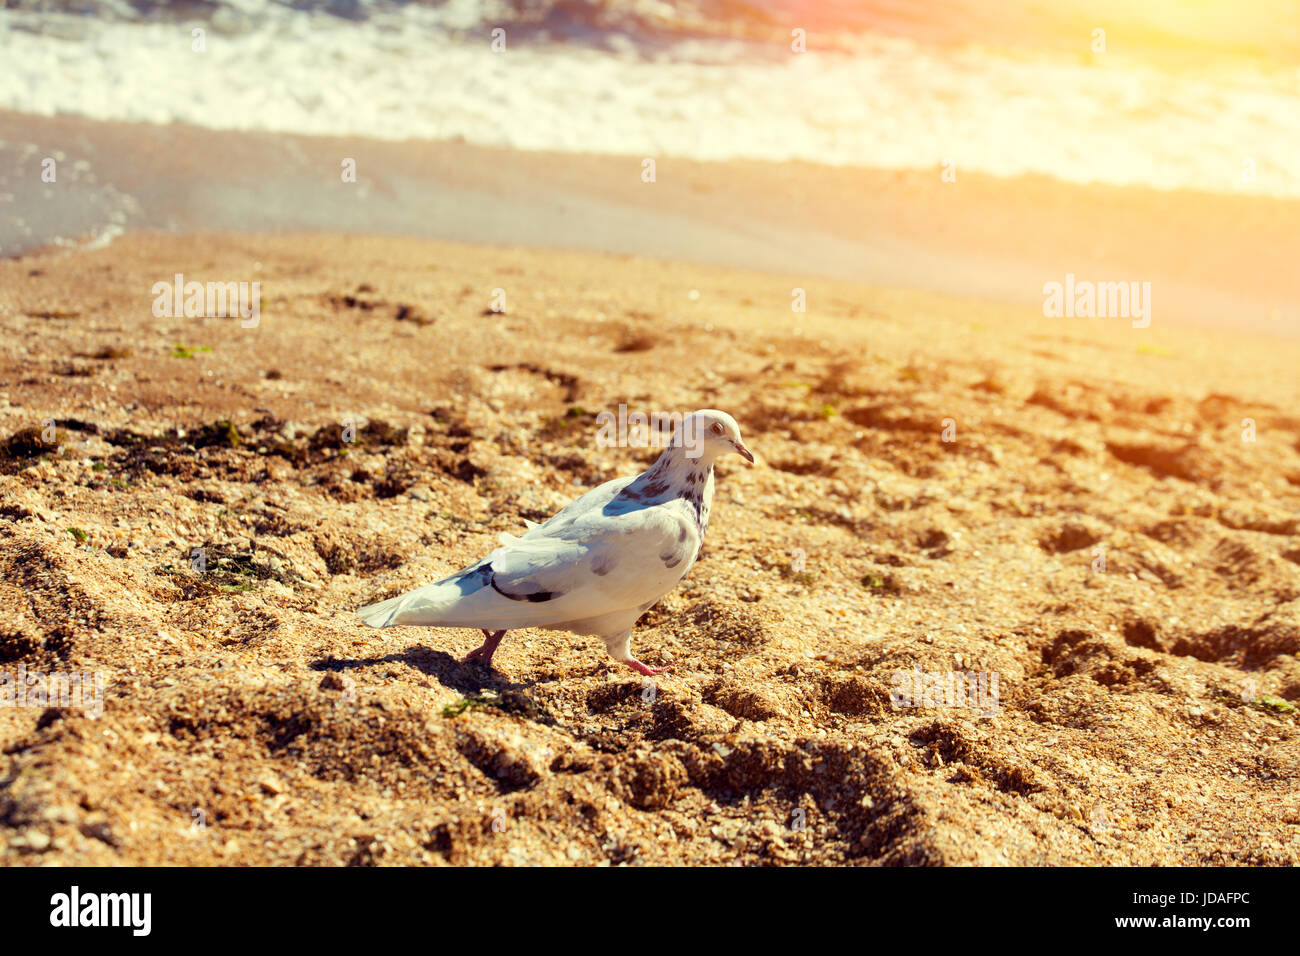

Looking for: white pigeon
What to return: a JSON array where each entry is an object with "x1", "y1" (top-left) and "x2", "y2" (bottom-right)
[{"x1": 357, "y1": 409, "x2": 754, "y2": 675}]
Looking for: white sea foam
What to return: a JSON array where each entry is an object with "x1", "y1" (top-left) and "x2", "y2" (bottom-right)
[{"x1": 1, "y1": 3, "x2": 1297, "y2": 197}]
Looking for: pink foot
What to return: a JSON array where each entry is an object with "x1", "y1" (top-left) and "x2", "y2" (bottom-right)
[
  {"x1": 623, "y1": 657, "x2": 674, "y2": 677},
  {"x1": 464, "y1": 629, "x2": 506, "y2": 668}
]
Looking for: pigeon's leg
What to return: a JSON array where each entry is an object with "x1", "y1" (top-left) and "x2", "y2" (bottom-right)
[
  {"x1": 464, "y1": 629, "x2": 506, "y2": 667},
  {"x1": 603, "y1": 630, "x2": 673, "y2": 677},
  {"x1": 623, "y1": 658, "x2": 674, "y2": 677}
]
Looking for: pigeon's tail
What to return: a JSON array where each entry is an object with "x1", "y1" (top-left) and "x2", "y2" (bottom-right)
[
  {"x1": 355, "y1": 543, "x2": 607, "y2": 632},
  {"x1": 356, "y1": 593, "x2": 411, "y2": 629},
  {"x1": 356, "y1": 556, "x2": 496, "y2": 629},
  {"x1": 355, "y1": 562, "x2": 531, "y2": 630}
]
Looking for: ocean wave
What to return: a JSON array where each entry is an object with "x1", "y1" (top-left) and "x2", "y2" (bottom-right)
[
  {"x1": 0, "y1": 138, "x2": 139, "y2": 255},
  {"x1": 2, "y1": 1, "x2": 1298, "y2": 198}
]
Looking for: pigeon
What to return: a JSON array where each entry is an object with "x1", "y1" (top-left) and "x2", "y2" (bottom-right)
[{"x1": 357, "y1": 409, "x2": 754, "y2": 675}]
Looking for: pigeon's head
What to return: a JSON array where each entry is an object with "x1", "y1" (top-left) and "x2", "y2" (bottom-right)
[{"x1": 679, "y1": 409, "x2": 754, "y2": 464}]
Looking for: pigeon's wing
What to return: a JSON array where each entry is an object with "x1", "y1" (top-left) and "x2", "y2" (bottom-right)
[
  {"x1": 516, "y1": 476, "x2": 635, "y2": 539},
  {"x1": 485, "y1": 501, "x2": 698, "y2": 625},
  {"x1": 498, "y1": 476, "x2": 635, "y2": 548},
  {"x1": 360, "y1": 492, "x2": 700, "y2": 632}
]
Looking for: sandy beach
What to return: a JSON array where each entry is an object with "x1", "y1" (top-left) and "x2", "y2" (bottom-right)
[
  {"x1": 3, "y1": 0, "x2": 1299, "y2": 872},
  {"x1": 1, "y1": 230, "x2": 1297, "y2": 865}
]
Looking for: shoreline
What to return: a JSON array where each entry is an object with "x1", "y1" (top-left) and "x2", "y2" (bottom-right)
[{"x1": 2, "y1": 110, "x2": 1296, "y2": 337}]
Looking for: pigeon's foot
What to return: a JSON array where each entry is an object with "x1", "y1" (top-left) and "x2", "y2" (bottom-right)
[
  {"x1": 623, "y1": 657, "x2": 673, "y2": 677},
  {"x1": 464, "y1": 629, "x2": 506, "y2": 668}
]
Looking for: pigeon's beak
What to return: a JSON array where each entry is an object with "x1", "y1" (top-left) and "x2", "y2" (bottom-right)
[{"x1": 733, "y1": 440, "x2": 755, "y2": 464}]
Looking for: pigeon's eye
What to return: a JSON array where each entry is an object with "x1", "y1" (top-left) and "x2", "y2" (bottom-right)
[{"x1": 710, "y1": 422, "x2": 725, "y2": 436}]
